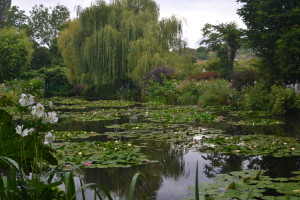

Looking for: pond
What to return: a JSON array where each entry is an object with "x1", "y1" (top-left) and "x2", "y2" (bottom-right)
[{"x1": 52, "y1": 99, "x2": 300, "y2": 200}]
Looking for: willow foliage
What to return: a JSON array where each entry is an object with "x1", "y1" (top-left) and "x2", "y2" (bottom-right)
[{"x1": 58, "y1": 0, "x2": 182, "y2": 87}]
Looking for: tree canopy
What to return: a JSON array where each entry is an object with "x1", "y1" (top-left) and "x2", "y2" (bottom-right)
[
  {"x1": 0, "y1": 0, "x2": 11, "y2": 27},
  {"x1": 0, "y1": 28, "x2": 33, "y2": 82},
  {"x1": 58, "y1": 0, "x2": 183, "y2": 87},
  {"x1": 200, "y1": 22, "x2": 243, "y2": 79},
  {"x1": 29, "y1": 4, "x2": 70, "y2": 47},
  {"x1": 237, "y1": 0, "x2": 300, "y2": 80}
]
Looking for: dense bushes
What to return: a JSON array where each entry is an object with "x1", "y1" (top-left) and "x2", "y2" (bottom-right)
[
  {"x1": 144, "y1": 79, "x2": 233, "y2": 106},
  {"x1": 22, "y1": 66, "x2": 70, "y2": 96},
  {"x1": 146, "y1": 66, "x2": 175, "y2": 84},
  {"x1": 0, "y1": 78, "x2": 45, "y2": 106},
  {"x1": 197, "y1": 80, "x2": 232, "y2": 106},
  {"x1": 270, "y1": 86, "x2": 299, "y2": 115},
  {"x1": 238, "y1": 82, "x2": 300, "y2": 115}
]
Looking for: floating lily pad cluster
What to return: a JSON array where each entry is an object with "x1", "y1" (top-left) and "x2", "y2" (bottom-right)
[
  {"x1": 53, "y1": 140, "x2": 148, "y2": 168},
  {"x1": 48, "y1": 97, "x2": 137, "y2": 110},
  {"x1": 67, "y1": 110, "x2": 121, "y2": 121},
  {"x1": 146, "y1": 106, "x2": 221, "y2": 123},
  {"x1": 229, "y1": 118, "x2": 285, "y2": 126},
  {"x1": 194, "y1": 134, "x2": 300, "y2": 157},
  {"x1": 183, "y1": 170, "x2": 300, "y2": 200},
  {"x1": 105, "y1": 127, "x2": 224, "y2": 144},
  {"x1": 229, "y1": 110, "x2": 270, "y2": 117},
  {"x1": 54, "y1": 130, "x2": 100, "y2": 141},
  {"x1": 106, "y1": 122, "x2": 184, "y2": 130}
]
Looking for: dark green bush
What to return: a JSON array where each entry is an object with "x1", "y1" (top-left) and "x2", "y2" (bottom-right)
[
  {"x1": 270, "y1": 85, "x2": 299, "y2": 115},
  {"x1": 197, "y1": 79, "x2": 232, "y2": 106},
  {"x1": 239, "y1": 82, "x2": 271, "y2": 110},
  {"x1": 22, "y1": 66, "x2": 70, "y2": 96}
]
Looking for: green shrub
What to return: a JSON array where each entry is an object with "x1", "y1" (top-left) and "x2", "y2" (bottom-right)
[
  {"x1": 197, "y1": 79, "x2": 232, "y2": 106},
  {"x1": 22, "y1": 66, "x2": 70, "y2": 96},
  {"x1": 0, "y1": 84, "x2": 19, "y2": 106},
  {"x1": 239, "y1": 82, "x2": 271, "y2": 110},
  {"x1": 270, "y1": 85, "x2": 298, "y2": 115},
  {"x1": 144, "y1": 79, "x2": 178, "y2": 105},
  {"x1": 177, "y1": 80, "x2": 199, "y2": 105}
]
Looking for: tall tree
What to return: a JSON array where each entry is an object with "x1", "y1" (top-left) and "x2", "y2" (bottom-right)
[
  {"x1": 58, "y1": 0, "x2": 182, "y2": 87},
  {"x1": 200, "y1": 22, "x2": 243, "y2": 79},
  {"x1": 0, "y1": 0, "x2": 11, "y2": 27},
  {"x1": 5, "y1": 6, "x2": 28, "y2": 29},
  {"x1": 29, "y1": 4, "x2": 70, "y2": 47},
  {"x1": 236, "y1": 0, "x2": 300, "y2": 79},
  {"x1": 0, "y1": 28, "x2": 33, "y2": 82}
]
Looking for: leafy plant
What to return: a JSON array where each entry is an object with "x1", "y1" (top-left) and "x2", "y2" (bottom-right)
[
  {"x1": 239, "y1": 81, "x2": 271, "y2": 110},
  {"x1": 197, "y1": 79, "x2": 233, "y2": 106},
  {"x1": 270, "y1": 85, "x2": 298, "y2": 115},
  {"x1": 146, "y1": 66, "x2": 175, "y2": 84},
  {"x1": 185, "y1": 169, "x2": 300, "y2": 200}
]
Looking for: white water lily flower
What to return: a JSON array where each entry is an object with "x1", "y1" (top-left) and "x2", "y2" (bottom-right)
[
  {"x1": 43, "y1": 111, "x2": 58, "y2": 124},
  {"x1": 44, "y1": 132, "x2": 55, "y2": 144},
  {"x1": 16, "y1": 125, "x2": 35, "y2": 137},
  {"x1": 19, "y1": 93, "x2": 35, "y2": 106},
  {"x1": 31, "y1": 103, "x2": 44, "y2": 118}
]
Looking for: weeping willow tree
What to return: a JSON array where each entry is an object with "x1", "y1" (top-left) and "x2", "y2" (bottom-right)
[{"x1": 58, "y1": 0, "x2": 182, "y2": 87}]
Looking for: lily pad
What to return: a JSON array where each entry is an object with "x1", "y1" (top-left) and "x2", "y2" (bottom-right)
[
  {"x1": 146, "y1": 106, "x2": 222, "y2": 123},
  {"x1": 184, "y1": 169, "x2": 300, "y2": 200},
  {"x1": 53, "y1": 140, "x2": 148, "y2": 168},
  {"x1": 194, "y1": 134, "x2": 300, "y2": 157},
  {"x1": 229, "y1": 118, "x2": 285, "y2": 126}
]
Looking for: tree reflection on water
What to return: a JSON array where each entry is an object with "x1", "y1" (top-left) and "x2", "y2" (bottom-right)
[
  {"x1": 202, "y1": 153, "x2": 300, "y2": 178},
  {"x1": 83, "y1": 140, "x2": 187, "y2": 199}
]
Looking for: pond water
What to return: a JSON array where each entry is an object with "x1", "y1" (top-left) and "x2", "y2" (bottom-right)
[{"x1": 55, "y1": 103, "x2": 300, "y2": 200}]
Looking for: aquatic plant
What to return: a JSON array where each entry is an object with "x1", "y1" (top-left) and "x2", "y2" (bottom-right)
[
  {"x1": 184, "y1": 169, "x2": 300, "y2": 200},
  {"x1": 194, "y1": 134, "x2": 300, "y2": 157}
]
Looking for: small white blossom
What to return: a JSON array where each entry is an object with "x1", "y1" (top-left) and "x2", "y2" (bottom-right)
[
  {"x1": 16, "y1": 125, "x2": 35, "y2": 137},
  {"x1": 49, "y1": 101, "x2": 53, "y2": 108},
  {"x1": 19, "y1": 94, "x2": 35, "y2": 106},
  {"x1": 31, "y1": 103, "x2": 44, "y2": 118},
  {"x1": 16, "y1": 125, "x2": 23, "y2": 135},
  {"x1": 44, "y1": 132, "x2": 55, "y2": 144},
  {"x1": 43, "y1": 111, "x2": 58, "y2": 124}
]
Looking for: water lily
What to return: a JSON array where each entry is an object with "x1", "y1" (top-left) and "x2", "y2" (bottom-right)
[
  {"x1": 44, "y1": 132, "x2": 55, "y2": 144},
  {"x1": 16, "y1": 125, "x2": 35, "y2": 137},
  {"x1": 31, "y1": 103, "x2": 45, "y2": 118},
  {"x1": 66, "y1": 164, "x2": 72, "y2": 168},
  {"x1": 84, "y1": 162, "x2": 91, "y2": 167},
  {"x1": 19, "y1": 93, "x2": 35, "y2": 106}
]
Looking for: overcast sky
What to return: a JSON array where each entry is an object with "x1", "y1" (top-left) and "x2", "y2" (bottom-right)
[{"x1": 11, "y1": 0, "x2": 246, "y2": 49}]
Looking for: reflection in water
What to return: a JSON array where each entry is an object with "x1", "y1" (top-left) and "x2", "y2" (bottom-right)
[
  {"x1": 84, "y1": 141, "x2": 188, "y2": 199},
  {"x1": 54, "y1": 105, "x2": 300, "y2": 200},
  {"x1": 202, "y1": 153, "x2": 300, "y2": 179},
  {"x1": 202, "y1": 153, "x2": 250, "y2": 178}
]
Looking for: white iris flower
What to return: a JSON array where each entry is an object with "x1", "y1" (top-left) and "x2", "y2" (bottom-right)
[
  {"x1": 31, "y1": 103, "x2": 45, "y2": 118},
  {"x1": 19, "y1": 93, "x2": 35, "y2": 106},
  {"x1": 16, "y1": 125, "x2": 35, "y2": 137},
  {"x1": 44, "y1": 132, "x2": 55, "y2": 144}
]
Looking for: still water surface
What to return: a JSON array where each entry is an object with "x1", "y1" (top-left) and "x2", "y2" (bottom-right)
[{"x1": 56, "y1": 105, "x2": 300, "y2": 200}]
